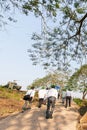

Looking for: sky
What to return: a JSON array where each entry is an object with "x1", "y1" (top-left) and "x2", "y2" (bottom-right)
[
  {"x1": 0, "y1": 11, "x2": 85, "y2": 91},
  {"x1": 0, "y1": 12, "x2": 47, "y2": 90}
]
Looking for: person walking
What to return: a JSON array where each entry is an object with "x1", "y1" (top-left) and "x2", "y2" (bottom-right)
[
  {"x1": 22, "y1": 86, "x2": 35, "y2": 111},
  {"x1": 65, "y1": 89, "x2": 72, "y2": 108},
  {"x1": 45, "y1": 85, "x2": 58, "y2": 119},
  {"x1": 61, "y1": 89, "x2": 66, "y2": 104},
  {"x1": 38, "y1": 87, "x2": 46, "y2": 108}
]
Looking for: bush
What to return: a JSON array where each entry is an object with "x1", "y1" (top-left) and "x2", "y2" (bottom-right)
[
  {"x1": 73, "y1": 98, "x2": 83, "y2": 106},
  {"x1": 73, "y1": 98, "x2": 87, "y2": 116}
]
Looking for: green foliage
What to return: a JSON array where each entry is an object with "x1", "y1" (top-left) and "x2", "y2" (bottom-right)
[
  {"x1": 0, "y1": 87, "x2": 25, "y2": 101},
  {"x1": 68, "y1": 64, "x2": 87, "y2": 99},
  {"x1": 1, "y1": 0, "x2": 87, "y2": 76},
  {"x1": 0, "y1": 0, "x2": 23, "y2": 28},
  {"x1": 73, "y1": 98, "x2": 83, "y2": 106},
  {"x1": 27, "y1": 0, "x2": 87, "y2": 72},
  {"x1": 29, "y1": 71, "x2": 69, "y2": 88},
  {"x1": 76, "y1": 8, "x2": 85, "y2": 14},
  {"x1": 73, "y1": 98, "x2": 87, "y2": 115},
  {"x1": 74, "y1": 2, "x2": 79, "y2": 8}
]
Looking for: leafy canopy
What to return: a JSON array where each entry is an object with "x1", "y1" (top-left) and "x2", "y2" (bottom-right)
[
  {"x1": 0, "y1": 0, "x2": 87, "y2": 72},
  {"x1": 25, "y1": 0, "x2": 87, "y2": 71},
  {"x1": 68, "y1": 64, "x2": 87, "y2": 99}
]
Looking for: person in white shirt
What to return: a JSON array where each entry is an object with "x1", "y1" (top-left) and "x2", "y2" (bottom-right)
[
  {"x1": 38, "y1": 87, "x2": 46, "y2": 108},
  {"x1": 22, "y1": 87, "x2": 35, "y2": 111},
  {"x1": 65, "y1": 89, "x2": 72, "y2": 108},
  {"x1": 61, "y1": 89, "x2": 66, "y2": 104},
  {"x1": 45, "y1": 85, "x2": 58, "y2": 119}
]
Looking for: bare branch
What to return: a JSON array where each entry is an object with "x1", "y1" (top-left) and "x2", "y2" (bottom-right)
[{"x1": 68, "y1": 13, "x2": 87, "y2": 40}]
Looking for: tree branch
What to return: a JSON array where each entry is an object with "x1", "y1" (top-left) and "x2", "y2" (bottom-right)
[{"x1": 68, "y1": 13, "x2": 87, "y2": 39}]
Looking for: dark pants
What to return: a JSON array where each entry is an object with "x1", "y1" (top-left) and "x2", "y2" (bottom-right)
[
  {"x1": 38, "y1": 98, "x2": 44, "y2": 108},
  {"x1": 46, "y1": 96, "x2": 56, "y2": 119},
  {"x1": 22, "y1": 97, "x2": 33, "y2": 110},
  {"x1": 65, "y1": 96, "x2": 71, "y2": 108}
]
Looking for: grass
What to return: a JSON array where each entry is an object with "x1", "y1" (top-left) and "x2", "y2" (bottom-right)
[
  {"x1": 0, "y1": 86, "x2": 39, "y2": 118},
  {"x1": 0, "y1": 86, "x2": 26, "y2": 118},
  {"x1": 73, "y1": 98, "x2": 87, "y2": 116},
  {"x1": 0, "y1": 87, "x2": 25, "y2": 100}
]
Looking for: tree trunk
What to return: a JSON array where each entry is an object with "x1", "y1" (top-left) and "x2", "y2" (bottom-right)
[{"x1": 82, "y1": 91, "x2": 87, "y2": 99}]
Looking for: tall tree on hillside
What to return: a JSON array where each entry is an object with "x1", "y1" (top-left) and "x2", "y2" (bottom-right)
[
  {"x1": 68, "y1": 64, "x2": 87, "y2": 99},
  {"x1": 24, "y1": 0, "x2": 87, "y2": 71},
  {"x1": 28, "y1": 70, "x2": 69, "y2": 88}
]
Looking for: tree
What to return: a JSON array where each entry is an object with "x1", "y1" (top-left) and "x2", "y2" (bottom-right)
[
  {"x1": 25, "y1": 0, "x2": 87, "y2": 71},
  {"x1": 28, "y1": 70, "x2": 70, "y2": 89},
  {"x1": 0, "y1": 0, "x2": 24, "y2": 28},
  {"x1": 1, "y1": 0, "x2": 87, "y2": 71},
  {"x1": 67, "y1": 64, "x2": 87, "y2": 99},
  {"x1": 0, "y1": 0, "x2": 60, "y2": 28}
]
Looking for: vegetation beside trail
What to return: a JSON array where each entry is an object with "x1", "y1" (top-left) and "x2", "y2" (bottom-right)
[
  {"x1": 0, "y1": 87, "x2": 39, "y2": 118},
  {"x1": 0, "y1": 87, "x2": 25, "y2": 118},
  {"x1": 74, "y1": 98, "x2": 87, "y2": 116}
]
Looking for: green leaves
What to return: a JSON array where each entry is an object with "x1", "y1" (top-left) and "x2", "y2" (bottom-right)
[
  {"x1": 74, "y1": 2, "x2": 79, "y2": 8},
  {"x1": 76, "y1": 8, "x2": 85, "y2": 14},
  {"x1": 55, "y1": 3, "x2": 59, "y2": 8},
  {"x1": 68, "y1": 64, "x2": 87, "y2": 99}
]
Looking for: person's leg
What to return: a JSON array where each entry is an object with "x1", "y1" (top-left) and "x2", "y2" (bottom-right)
[
  {"x1": 62, "y1": 97, "x2": 64, "y2": 104},
  {"x1": 46, "y1": 98, "x2": 51, "y2": 119},
  {"x1": 65, "y1": 97, "x2": 68, "y2": 108},
  {"x1": 67, "y1": 96, "x2": 70, "y2": 107},
  {"x1": 28, "y1": 97, "x2": 33, "y2": 109},
  {"x1": 69, "y1": 96, "x2": 71, "y2": 107},
  {"x1": 22, "y1": 100, "x2": 28, "y2": 110},
  {"x1": 38, "y1": 98, "x2": 43, "y2": 108},
  {"x1": 50, "y1": 97, "x2": 56, "y2": 118}
]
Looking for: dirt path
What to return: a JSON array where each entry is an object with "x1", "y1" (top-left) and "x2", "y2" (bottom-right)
[{"x1": 0, "y1": 100, "x2": 79, "y2": 130}]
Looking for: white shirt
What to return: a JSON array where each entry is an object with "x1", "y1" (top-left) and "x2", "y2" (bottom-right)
[
  {"x1": 44, "y1": 89, "x2": 49, "y2": 99},
  {"x1": 38, "y1": 89, "x2": 46, "y2": 98},
  {"x1": 66, "y1": 90, "x2": 72, "y2": 97},
  {"x1": 46, "y1": 88, "x2": 58, "y2": 99},
  {"x1": 62, "y1": 91, "x2": 66, "y2": 98},
  {"x1": 26, "y1": 89, "x2": 35, "y2": 97}
]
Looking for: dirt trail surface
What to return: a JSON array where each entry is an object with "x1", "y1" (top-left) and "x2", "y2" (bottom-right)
[{"x1": 0, "y1": 100, "x2": 79, "y2": 130}]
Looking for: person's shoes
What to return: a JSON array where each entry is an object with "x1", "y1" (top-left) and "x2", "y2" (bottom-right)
[
  {"x1": 46, "y1": 111, "x2": 49, "y2": 119},
  {"x1": 50, "y1": 115, "x2": 53, "y2": 119},
  {"x1": 50, "y1": 114, "x2": 53, "y2": 119},
  {"x1": 21, "y1": 110, "x2": 24, "y2": 113}
]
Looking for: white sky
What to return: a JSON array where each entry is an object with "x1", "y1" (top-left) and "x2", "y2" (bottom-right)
[{"x1": 0, "y1": 13, "x2": 47, "y2": 90}]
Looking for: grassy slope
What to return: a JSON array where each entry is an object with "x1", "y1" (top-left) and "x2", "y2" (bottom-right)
[
  {"x1": 0, "y1": 87, "x2": 25, "y2": 118},
  {"x1": 0, "y1": 87, "x2": 39, "y2": 119}
]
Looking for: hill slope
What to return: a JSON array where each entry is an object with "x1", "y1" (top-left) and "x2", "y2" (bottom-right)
[{"x1": 0, "y1": 87, "x2": 25, "y2": 118}]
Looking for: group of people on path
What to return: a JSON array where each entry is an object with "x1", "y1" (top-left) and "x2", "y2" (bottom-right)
[{"x1": 22, "y1": 85, "x2": 72, "y2": 119}]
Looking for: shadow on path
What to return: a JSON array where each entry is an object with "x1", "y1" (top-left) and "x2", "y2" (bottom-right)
[{"x1": 0, "y1": 100, "x2": 79, "y2": 130}]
